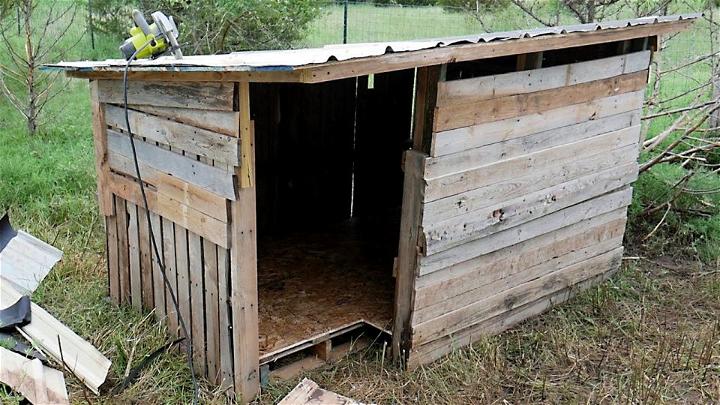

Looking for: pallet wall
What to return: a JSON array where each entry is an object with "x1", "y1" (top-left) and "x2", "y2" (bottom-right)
[
  {"x1": 90, "y1": 80, "x2": 258, "y2": 399},
  {"x1": 405, "y1": 50, "x2": 651, "y2": 366}
]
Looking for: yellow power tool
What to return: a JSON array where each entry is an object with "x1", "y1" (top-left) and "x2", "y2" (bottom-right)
[{"x1": 119, "y1": 10, "x2": 182, "y2": 60}]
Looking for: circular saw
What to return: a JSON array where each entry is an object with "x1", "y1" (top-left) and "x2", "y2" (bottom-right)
[{"x1": 120, "y1": 10, "x2": 183, "y2": 60}]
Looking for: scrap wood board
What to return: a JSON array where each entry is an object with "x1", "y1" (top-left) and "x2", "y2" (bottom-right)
[{"x1": 278, "y1": 378, "x2": 364, "y2": 405}]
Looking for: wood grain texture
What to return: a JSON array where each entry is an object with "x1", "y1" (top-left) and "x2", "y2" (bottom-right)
[
  {"x1": 431, "y1": 90, "x2": 644, "y2": 157},
  {"x1": 127, "y1": 202, "x2": 142, "y2": 310},
  {"x1": 436, "y1": 51, "x2": 650, "y2": 106},
  {"x1": 138, "y1": 207, "x2": 154, "y2": 310},
  {"x1": 90, "y1": 81, "x2": 113, "y2": 216},
  {"x1": 115, "y1": 196, "x2": 131, "y2": 305},
  {"x1": 433, "y1": 70, "x2": 647, "y2": 132},
  {"x1": 97, "y1": 80, "x2": 234, "y2": 111},
  {"x1": 104, "y1": 105, "x2": 239, "y2": 165},
  {"x1": 162, "y1": 217, "x2": 180, "y2": 336},
  {"x1": 203, "y1": 238, "x2": 220, "y2": 384},
  {"x1": 126, "y1": 104, "x2": 240, "y2": 136},
  {"x1": 189, "y1": 231, "x2": 206, "y2": 375},
  {"x1": 150, "y1": 212, "x2": 166, "y2": 321},
  {"x1": 106, "y1": 213, "x2": 120, "y2": 304},
  {"x1": 217, "y1": 246, "x2": 234, "y2": 391},
  {"x1": 175, "y1": 225, "x2": 191, "y2": 339}
]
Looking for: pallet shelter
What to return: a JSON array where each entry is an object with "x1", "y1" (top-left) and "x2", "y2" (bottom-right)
[{"x1": 48, "y1": 14, "x2": 697, "y2": 402}]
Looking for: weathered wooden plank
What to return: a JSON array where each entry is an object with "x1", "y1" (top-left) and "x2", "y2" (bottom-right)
[
  {"x1": 419, "y1": 187, "x2": 632, "y2": 275},
  {"x1": 392, "y1": 151, "x2": 427, "y2": 363},
  {"x1": 96, "y1": 80, "x2": 235, "y2": 111},
  {"x1": 188, "y1": 232, "x2": 206, "y2": 375},
  {"x1": 431, "y1": 90, "x2": 644, "y2": 157},
  {"x1": 106, "y1": 213, "x2": 120, "y2": 304},
  {"x1": 107, "y1": 130, "x2": 235, "y2": 200},
  {"x1": 437, "y1": 51, "x2": 650, "y2": 106},
  {"x1": 176, "y1": 225, "x2": 191, "y2": 339},
  {"x1": 433, "y1": 71, "x2": 647, "y2": 132},
  {"x1": 217, "y1": 246, "x2": 234, "y2": 391},
  {"x1": 425, "y1": 125, "x2": 640, "y2": 202},
  {"x1": 126, "y1": 104, "x2": 240, "y2": 137},
  {"x1": 107, "y1": 172, "x2": 230, "y2": 249},
  {"x1": 423, "y1": 143, "x2": 639, "y2": 225},
  {"x1": 150, "y1": 212, "x2": 165, "y2": 321},
  {"x1": 115, "y1": 196, "x2": 131, "y2": 305},
  {"x1": 90, "y1": 81, "x2": 113, "y2": 216},
  {"x1": 413, "y1": 234, "x2": 624, "y2": 325},
  {"x1": 127, "y1": 202, "x2": 142, "y2": 310},
  {"x1": 423, "y1": 162, "x2": 638, "y2": 254},
  {"x1": 408, "y1": 260, "x2": 622, "y2": 367},
  {"x1": 413, "y1": 247, "x2": 623, "y2": 345},
  {"x1": 104, "y1": 105, "x2": 239, "y2": 165},
  {"x1": 156, "y1": 168, "x2": 228, "y2": 223},
  {"x1": 203, "y1": 238, "x2": 220, "y2": 384},
  {"x1": 138, "y1": 207, "x2": 154, "y2": 310},
  {"x1": 412, "y1": 66, "x2": 442, "y2": 153},
  {"x1": 425, "y1": 110, "x2": 640, "y2": 178},
  {"x1": 162, "y1": 218, "x2": 179, "y2": 336}
]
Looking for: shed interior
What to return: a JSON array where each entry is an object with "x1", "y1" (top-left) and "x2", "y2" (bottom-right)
[{"x1": 250, "y1": 70, "x2": 416, "y2": 364}]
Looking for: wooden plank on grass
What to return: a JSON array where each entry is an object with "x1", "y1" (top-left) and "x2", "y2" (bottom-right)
[
  {"x1": 436, "y1": 51, "x2": 650, "y2": 106},
  {"x1": 176, "y1": 225, "x2": 191, "y2": 339},
  {"x1": 419, "y1": 187, "x2": 633, "y2": 275},
  {"x1": 423, "y1": 162, "x2": 638, "y2": 254},
  {"x1": 188, "y1": 231, "x2": 206, "y2": 375},
  {"x1": 203, "y1": 238, "x2": 220, "y2": 384},
  {"x1": 150, "y1": 212, "x2": 165, "y2": 321},
  {"x1": 162, "y1": 218, "x2": 179, "y2": 336},
  {"x1": 138, "y1": 206, "x2": 154, "y2": 310},
  {"x1": 104, "y1": 105, "x2": 239, "y2": 165},
  {"x1": 106, "y1": 213, "x2": 120, "y2": 304},
  {"x1": 425, "y1": 110, "x2": 640, "y2": 178},
  {"x1": 423, "y1": 143, "x2": 639, "y2": 225},
  {"x1": 431, "y1": 90, "x2": 644, "y2": 157},
  {"x1": 412, "y1": 247, "x2": 623, "y2": 345},
  {"x1": 424, "y1": 125, "x2": 640, "y2": 202},
  {"x1": 107, "y1": 130, "x2": 235, "y2": 200},
  {"x1": 96, "y1": 80, "x2": 235, "y2": 111},
  {"x1": 433, "y1": 71, "x2": 647, "y2": 132},
  {"x1": 116, "y1": 196, "x2": 131, "y2": 305},
  {"x1": 126, "y1": 104, "x2": 240, "y2": 137},
  {"x1": 127, "y1": 202, "x2": 142, "y2": 310}
]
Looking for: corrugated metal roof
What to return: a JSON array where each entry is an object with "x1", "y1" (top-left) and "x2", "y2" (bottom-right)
[{"x1": 46, "y1": 14, "x2": 700, "y2": 72}]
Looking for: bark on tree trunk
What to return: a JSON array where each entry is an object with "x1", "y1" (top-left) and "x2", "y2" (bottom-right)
[{"x1": 22, "y1": 0, "x2": 37, "y2": 136}]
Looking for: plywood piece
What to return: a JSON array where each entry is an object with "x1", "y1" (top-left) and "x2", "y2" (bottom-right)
[
  {"x1": 433, "y1": 71, "x2": 647, "y2": 132},
  {"x1": 0, "y1": 347, "x2": 69, "y2": 405},
  {"x1": 104, "y1": 105, "x2": 239, "y2": 165},
  {"x1": 203, "y1": 238, "x2": 220, "y2": 384},
  {"x1": 0, "y1": 280, "x2": 112, "y2": 395},
  {"x1": 188, "y1": 231, "x2": 206, "y2": 375},
  {"x1": 436, "y1": 51, "x2": 650, "y2": 106},
  {"x1": 431, "y1": 90, "x2": 644, "y2": 157},
  {"x1": 96, "y1": 80, "x2": 235, "y2": 111},
  {"x1": 126, "y1": 104, "x2": 240, "y2": 137}
]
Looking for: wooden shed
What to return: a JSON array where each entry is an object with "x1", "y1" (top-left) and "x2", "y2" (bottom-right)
[{"x1": 49, "y1": 14, "x2": 697, "y2": 402}]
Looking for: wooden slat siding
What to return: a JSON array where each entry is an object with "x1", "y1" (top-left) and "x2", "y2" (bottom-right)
[
  {"x1": 412, "y1": 66, "x2": 442, "y2": 153},
  {"x1": 96, "y1": 80, "x2": 234, "y2": 111},
  {"x1": 157, "y1": 173, "x2": 228, "y2": 223},
  {"x1": 150, "y1": 212, "x2": 165, "y2": 321},
  {"x1": 106, "y1": 130, "x2": 235, "y2": 200},
  {"x1": 106, "y1": 213, "x2": 120, "y2": 304},
  {"x1": 413, "y1": 234, "x2": 625, "y2": 325},
  {"x1": 107, "y1": 172, "x2": 230, "y2": 249},
  {"x1": 424, "y1": 143, "x2": 638, "y2": 225},
  {"x1": 423, "y1": 162, "x2": 638, "y2": 254},
  {"x1": 392, "y1": 151, "x2": 427, "y2": 363},
  {"x1": 175, "y1": 225, "x2": 191, "y2": 339},
  {"x1": 90, "y1": 81, "x2": 113, "y2": 216},
  {"x1": 217, "y1": 246, "x2": 234, "y2": 391},
  {"x1": 231, "y1": 82, "x2": 260, "y2": 402},
  {"x1": 104, "y1": 105, "x2": 240, "y2": 165},
  {"x1": 137, "y1": 207, "x2": 154, "y2": 310},
  {"x1": 436, "y1": 51, "x2": 650, "y2": 107},
  {"x1": 416, "y1": 208, "x2": 627, "y2": 294},
  {"x1": 425, "y1": 109, "x2": 640, "y2": 179},
  {"x1": 408, "y1": 262, "x2": 622, "y2": 367},
  {"x1": 124, "y1": 104, "x2": 240, "y2": 137},
  {"x1": 431, "y1": 90, "x2": 644, "y2": 157},
  {"x1": 162, "y1": 217, "x2": 180, "y2": 336},
  {"x1": 188, "y1": 232, "x2": 207, "y2": 375},
  {"x1": 203, "y1": 238, "x2": 220, "y2": 384},
  {"x1": 116, "y1": 196, "x2": 131, "y2": 304},
  {"x1": 419, "y1": 187, "x2": 632, "y2": 275},
  {"x1": 433, "y1": 70, "x2": 647, "y2": 133},
  {"x1": 413, "y1": 247, "x2": 623, "y2": 345},
  {"x1": 425, "y1": 125, "x2": 640, "y2": 202},
  {"x1": 126, "y1": 202, "x2": 142, "y2": 310}
]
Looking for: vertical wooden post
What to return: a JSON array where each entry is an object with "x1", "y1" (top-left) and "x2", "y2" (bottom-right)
[
  {"x1": 230, "y1": 81, "x2": 260, "y2": 402},
  {"x1": 90, "y1": 80, "x2": 113, "y2": 217}
]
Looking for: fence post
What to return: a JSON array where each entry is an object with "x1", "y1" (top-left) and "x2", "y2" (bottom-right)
[{"x1": 343, "y1": 0, "x2": 348, "y2": 44}]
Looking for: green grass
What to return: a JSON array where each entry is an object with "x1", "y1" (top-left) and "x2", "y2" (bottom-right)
[{"x1": 0, "y1": 1, "x2": 718, "y2": 403}]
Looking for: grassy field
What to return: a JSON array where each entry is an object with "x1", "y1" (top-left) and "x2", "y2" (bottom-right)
[{"x1": 0, "y1": 2, "x2": 718, "y2": 403}]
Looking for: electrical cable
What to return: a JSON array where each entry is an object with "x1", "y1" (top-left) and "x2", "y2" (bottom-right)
[{"x1": 122, "y1": 40, "x2": 200, "y2": 405}]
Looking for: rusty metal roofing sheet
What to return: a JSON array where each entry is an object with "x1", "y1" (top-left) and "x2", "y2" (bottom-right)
[{"x1": 45, "y1": 14, "x2": 700, "y2": 72}]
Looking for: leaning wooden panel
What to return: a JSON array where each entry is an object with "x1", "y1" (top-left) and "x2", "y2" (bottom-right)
[
  {"x1": 433, "y1": 71, "x2": 647, "y2": 132},
  {"x1": 96, "y1": 80, "x2": 235, "y2": 111}
]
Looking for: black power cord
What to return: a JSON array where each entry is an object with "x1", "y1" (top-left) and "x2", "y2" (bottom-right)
[{"x1": 122, "y1": 41, "x2": 200, "y2": 405}]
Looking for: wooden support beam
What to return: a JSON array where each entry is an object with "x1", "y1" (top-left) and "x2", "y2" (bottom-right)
[{"x1": 90, "y1": 81, "x2": 113, "y2": 217}]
